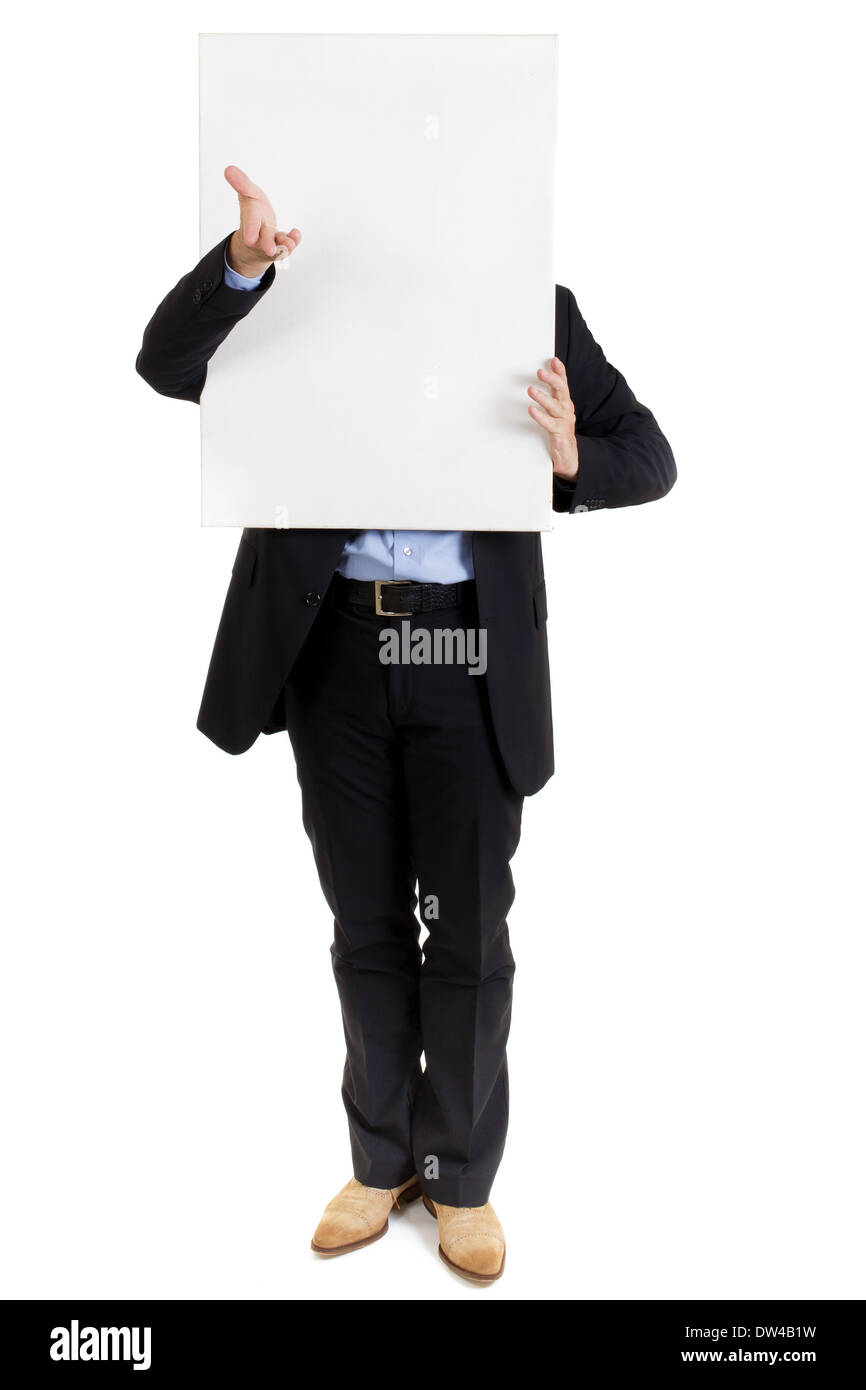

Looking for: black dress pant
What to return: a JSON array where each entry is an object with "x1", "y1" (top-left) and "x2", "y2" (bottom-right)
[{"x1": 283, "y1": 577, "x2": 524, "y2": 1206}]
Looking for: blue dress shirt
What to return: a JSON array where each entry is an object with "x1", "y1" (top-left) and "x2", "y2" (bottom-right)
[{"x1": 223, "y1": 251, "x2": 474, "y2": 582}]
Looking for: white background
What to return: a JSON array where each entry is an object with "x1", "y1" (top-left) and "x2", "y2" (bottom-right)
[{"x1": 1, "y1": 0, "x2": 863, "y2": 1302}]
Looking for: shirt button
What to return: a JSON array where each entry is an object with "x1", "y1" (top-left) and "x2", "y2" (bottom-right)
[
  {"x1": 403, "y1": 546, "x2": 412, "y2": 556},
  {"x1": 303, "y1": 592, "x2": 321, "y2": 607}
]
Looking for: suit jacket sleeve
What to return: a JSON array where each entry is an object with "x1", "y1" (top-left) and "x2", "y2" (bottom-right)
[
  {"x1": 552, "y1": 286, "x2": 676, "y2": 513},
  {"x1": 135, "y1": 232, "x2": 277, "y2": 403}
]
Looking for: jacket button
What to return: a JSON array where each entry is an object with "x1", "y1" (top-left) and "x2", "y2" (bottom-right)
[
  {"x1": 192, "y1": 288, "x2": 202, "y2": 303},
  {"x1": 303, "y1": 592, "x2": 321, "y2": 607},
  {"x1": 202, "y1": 278, "x2": 213, "y2": 291}
]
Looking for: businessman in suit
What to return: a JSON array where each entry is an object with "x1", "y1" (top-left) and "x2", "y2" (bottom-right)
[{"x1": 136, "y1": 166, "x2": 676, "y2": 1281}]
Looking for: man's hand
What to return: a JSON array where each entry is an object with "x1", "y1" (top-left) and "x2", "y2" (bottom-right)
[
  {"x1": 528, "y1": 357, "x2": 579, "y2": 480},
  {"x1": 224, "y1": 165, "x2": 302, "y2": 277}
]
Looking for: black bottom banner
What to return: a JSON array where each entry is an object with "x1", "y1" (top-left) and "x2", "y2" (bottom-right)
[{"x1": 1, "y1": 1299, "x2": 861, "y2": 1376}]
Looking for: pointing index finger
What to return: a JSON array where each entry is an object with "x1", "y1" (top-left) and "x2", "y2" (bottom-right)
[{"x1": 224, "y1": 164, "x2": 264, "y2": 201}]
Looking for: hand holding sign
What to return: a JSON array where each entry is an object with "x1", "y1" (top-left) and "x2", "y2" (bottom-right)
[{"x1": 528, "y1": 357, "x2": 580, "y2": 480}]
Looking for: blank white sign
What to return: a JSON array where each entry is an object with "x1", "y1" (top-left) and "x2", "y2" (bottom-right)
[{"x1": 199, "y1": 34, "x2": 557, "y2": 530}]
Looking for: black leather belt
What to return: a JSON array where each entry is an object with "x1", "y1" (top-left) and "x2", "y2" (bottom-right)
[{"x1": 336, "y1": 573, "x2": 469, "y2": 616}]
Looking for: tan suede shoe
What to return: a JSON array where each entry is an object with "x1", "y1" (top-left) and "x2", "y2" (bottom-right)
[
  {"x1": 311, "y1": 1175, "x2": 421, "y2": 1255},
  {"x1": 422, "y1": 1195, "x2": 506, "y2": 1281}
]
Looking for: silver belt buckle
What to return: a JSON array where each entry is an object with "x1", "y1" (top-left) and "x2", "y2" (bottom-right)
[{"x1": 374, "y1": 580, "x2": 412, "y2": 616}]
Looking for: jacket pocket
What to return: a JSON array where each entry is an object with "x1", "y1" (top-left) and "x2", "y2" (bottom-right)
[
  {"x1": 533, "y1": 580, "x2": 548, "y2": 628},
  {"x1": 231, "y1": 535, "x2": 257, "y2": 587}
]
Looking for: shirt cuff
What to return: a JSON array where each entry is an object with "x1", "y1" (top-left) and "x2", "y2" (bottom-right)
[{"x1": 223, "y1": 248, "x2": 264, "y2": 291}]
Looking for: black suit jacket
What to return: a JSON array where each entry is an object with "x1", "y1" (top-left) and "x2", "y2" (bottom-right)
[{"x1": 136, "y1": 232, "x2": 676, "y2": 795}]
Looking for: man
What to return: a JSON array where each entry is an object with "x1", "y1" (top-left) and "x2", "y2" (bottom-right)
[{"x1": 136, "y1": 165, "x2": 676, "y2": 1282}]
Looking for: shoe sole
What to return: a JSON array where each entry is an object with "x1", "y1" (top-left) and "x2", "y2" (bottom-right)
[
  {"x1": 421, "y1": 1194, "x2": 506, "y2": 1282},
  {"x1": 310, "y1": 1177, "x2": 422, "y2": 1256}
]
